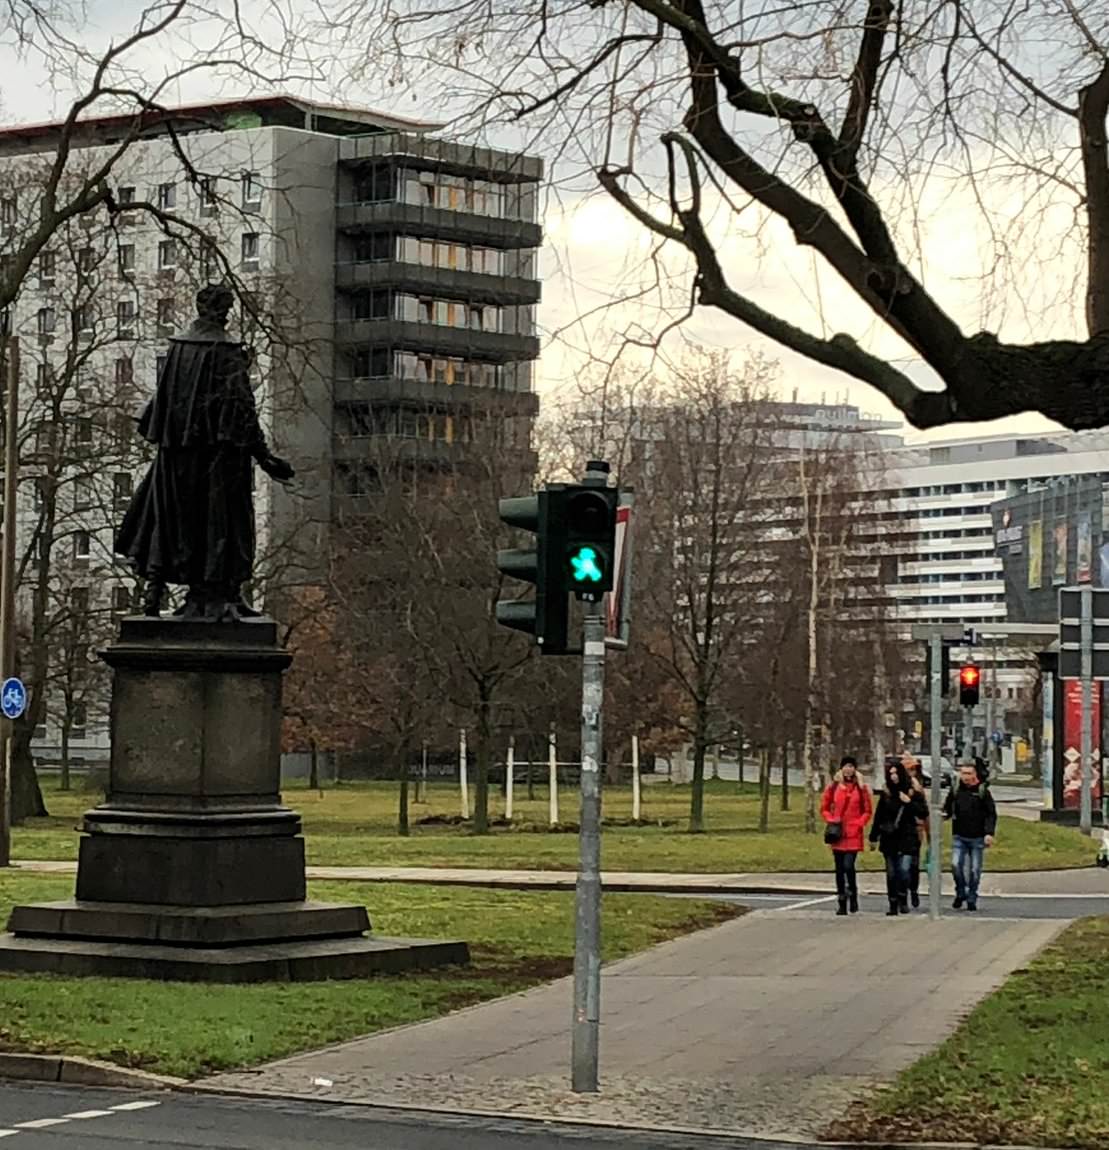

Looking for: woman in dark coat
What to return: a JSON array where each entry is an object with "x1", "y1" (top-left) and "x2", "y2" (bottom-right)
[{"x1": 870, "y1": 762, "x2": 928, "y2": 916}]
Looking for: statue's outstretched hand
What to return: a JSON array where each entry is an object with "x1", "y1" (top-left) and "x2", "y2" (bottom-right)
[{"x1": 259, "y1": 453, "x2": 295, "y2": 482}]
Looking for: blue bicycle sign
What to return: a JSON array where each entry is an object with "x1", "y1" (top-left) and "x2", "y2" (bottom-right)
[{"x1": 1, "y1": 677, "x2": 26, "y2": 720}]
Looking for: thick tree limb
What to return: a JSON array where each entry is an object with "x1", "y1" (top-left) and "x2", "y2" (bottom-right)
[
  {"x1": 839, "y1": 0, "x2": 894, "y2": 165},
  {"x1": 1078, "y1": 59, "x2": 1109, "y2": 336}
]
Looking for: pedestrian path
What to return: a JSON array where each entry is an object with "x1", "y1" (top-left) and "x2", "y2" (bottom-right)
[
  {"x1": 201, "y1": 908, "x2": 1063, "y2": 1139},
  {"x1": 13, "y1": 858, "x2": 1108, "y2": 896}
]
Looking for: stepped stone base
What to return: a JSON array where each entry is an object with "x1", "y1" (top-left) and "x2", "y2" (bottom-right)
[{"x1": 0, "y1": 932, "x2": 469, "y2": 983}]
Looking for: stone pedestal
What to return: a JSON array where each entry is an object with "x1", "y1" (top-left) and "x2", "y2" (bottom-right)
[{"x1": 0, "y1": 617, "x2": 468, "y2": 982}]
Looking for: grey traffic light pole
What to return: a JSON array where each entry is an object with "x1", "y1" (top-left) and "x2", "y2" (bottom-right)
[
  {"x1": 571, "y1": 460, "x2": 609, "y2": 1094},
  {"x1": 928, "y1": 634, "x2": 943, "y2": 920},
  {"x1": 572, "y1": 596, "x2": 605, "y2": 1092},
  {"x1": 1080, "y1": 584, "x2": 1093, "y2": 836}
]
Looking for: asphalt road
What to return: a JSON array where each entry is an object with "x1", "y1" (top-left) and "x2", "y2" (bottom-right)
[{"x1": 0, "y1": 1083, "x2": 814, "y2": 1150}]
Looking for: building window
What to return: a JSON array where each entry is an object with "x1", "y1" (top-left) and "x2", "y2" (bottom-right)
[
  {"x1": 74, "y1": 304, "x2": 93, "y2": 333},
  {"x1": 37, "y1": 307, "x2": 56, "y2": 335},
  {"x1": 354, "y1": 233, "x2": 393, "y2": 262},
  {"x1": 0, "y1": 196, "x2": 16, "y2": 227},
  {"x1": 353, "y1": 290, "x2": 391, "y2": 321},
  {"x1": 157, "y1": 297, "x2": 175, "y2": 331},
  {"x1": 73, "y1": 417, "x2": 93, "y2": 448},
  {"x1": 112, "y1": 584, "x2": 133, "y2": 618},
  {"x1": 73, "y1": 530, "x2": 91, "y2": 561},
  {"x1": 158, "y1": 239, "x2": 176, "y2": 270},
  {"x1": 199, "y1": 176, "x2": 219, "y2": 213},
  {"x1": 118, "y1": 244, "x2": 135, "y2": 274},
  {"x1": 74, "y1": 479, "x2": 93, "y2": 511},
  {"x1": 78, "y1": 247, "x2": 95, "y2": 274},
  {"x1": 113, "y1": 472, "x2": 133, "y2": 508},
  {"x1": 157, "y1": 183, "x2": 176, "y2": 210},
  {"x1": 118, "y1": 185, "x2": 135, "y2": 206},
  {"x1": 117, "y1": 300, "x2": 136, "y2": 337},
  {"x1": 38, "y1": 250, "x2": 55, "y2": 287},
  {"x1": 34, "y1": 363, "x2": 54, "y2": 395},
  {"x1": 354, "y1": 164, "x2": 393, "y2": 203},
  {"x1": 114, "y1": 357, "x2": 133, "y2": 385},
  {"x1": 241, "y1": 232, "x2": 260, "y2": 267},
  {"x1": 242, "y1": 172, "x2": 262, "y2": 209}
]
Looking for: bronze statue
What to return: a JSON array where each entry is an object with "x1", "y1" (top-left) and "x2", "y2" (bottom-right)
[{"x1": 115, "y1": 284, "x2": 294, "y2": 621}]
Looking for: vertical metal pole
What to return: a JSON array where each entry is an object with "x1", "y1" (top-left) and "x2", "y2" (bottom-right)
[
  {"x1": 572, "y1": 599, "x2": 605, "y2": 1093},
  {"x1": 928, "y1": 635, "x2": 943, "y2": 920},
  {"x1": 505, "y1": 735, "x2": 514, "y2": 823},
  {"x1": 459, "y1": 728, "x2": 470, "y2": 820},
  {"x1": 963, "y1": 704, "x2": 974, "y2": 764},
  {"x1": 1042, "y1": 665, "x2": 1054, "y2": 812},
  {"x1": 1081, "y1": 585, "x2": 1093, "y2": 836},
  {"x1": 0, "y1": 339, "x2": 18, "y2": 868},
  {"x1": 631, "y1": 733, "x2": 641, "y2": 822},
  {"x1": 985, "y1": 646, "x2": 995, "y2": 765}
]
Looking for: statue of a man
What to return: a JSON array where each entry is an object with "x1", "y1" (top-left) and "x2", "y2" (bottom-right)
[{"x1": 115, "y1": 284, "x2": 294, "y2": 621}]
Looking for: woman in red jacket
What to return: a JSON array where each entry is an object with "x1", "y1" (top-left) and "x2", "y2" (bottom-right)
[{"x1": 821, "y1": 755, "x2": 873, "y2": 916}]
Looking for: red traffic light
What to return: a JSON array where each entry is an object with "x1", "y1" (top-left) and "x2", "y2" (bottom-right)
[{"x1": 960, "y1": 665, "x2": 980, "y2": 687}]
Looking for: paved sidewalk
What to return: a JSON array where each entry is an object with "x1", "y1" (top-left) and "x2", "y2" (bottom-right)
[
  {"x1": 201, "y1": 909, "x2": 1063, "y2": 1139},
  {"x1": 12, "y1": 858, "x2": 1108, "y2": 896}
]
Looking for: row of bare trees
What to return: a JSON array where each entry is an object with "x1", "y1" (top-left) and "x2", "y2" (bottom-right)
[{"x1": 282, "y1": 350, "x2": 907, "y2": 835}]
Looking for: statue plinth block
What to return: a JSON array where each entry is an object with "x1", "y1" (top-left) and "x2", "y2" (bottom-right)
[{"x1": 0, "y1": 617, "x2": 469, "y2": 981}]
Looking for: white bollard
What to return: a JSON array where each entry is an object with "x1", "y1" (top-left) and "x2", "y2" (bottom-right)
[
  {"x1": 459, "y1": 728, "x2": 470, "y2": 819},
  {"x1": 632, "y1": 734, "x2": 641, "y2": 822},
  {"x1": 505, "y1": 735, "x2": 515, "y2": 823},
  {"x1": 549, "y1": 725, "x2": 559, "y2": 826}
]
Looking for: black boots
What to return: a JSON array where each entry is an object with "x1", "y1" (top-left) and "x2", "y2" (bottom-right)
[
  {"x1": 886, "y1": 900, "x2": 899, "y2": 916},
  {"x1": 848, "y1": 893, "x2": 859, "y2": 914},
  {"x1": 836, "y1": 899, "x2": 848, "y2": 916}
]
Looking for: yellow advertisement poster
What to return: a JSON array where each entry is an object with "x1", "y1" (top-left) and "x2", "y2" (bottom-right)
[{"x1": 1029, "y1": 519, "x2": 1043, "y2": 589}]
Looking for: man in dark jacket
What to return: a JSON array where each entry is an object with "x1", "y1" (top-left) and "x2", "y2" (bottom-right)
[{"x1": 943, "y1": 762, "x2": 998, "y2": 911}]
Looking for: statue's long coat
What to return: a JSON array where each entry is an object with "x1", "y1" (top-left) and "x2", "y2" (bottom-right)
[{"x1": 115, "y1": 320, "x2": 264, "y2": 590}]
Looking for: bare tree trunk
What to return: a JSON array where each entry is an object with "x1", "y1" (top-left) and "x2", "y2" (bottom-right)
[
  {"x1": 397, "y1": 745, "x2": 410, "y2": 837},
  {"x1": 527, "y1": 735, "x2": 536, "y2": 800},
  {"x1": 309, "y1": 738, "x2": 319, "y2": 791},
  {"x1": 802, "y1": 531, "x2": 820, "y2": 834},
  {"x1": 689, "y1": 704, "x2": 709, "y2": 833},
  {"x1": 473, "y1": 690, "x2": 492, "y2": 834},
  {"x1": 737, "y1": 725, "x2": 745, "y2": 788},
  {"x1": 780, "y1": 741, "x2": 790, "y2": 811},
  {"x1": 60, "y1": 718, "x2": 71, "y2": 792},
  {"x1": 758, "y1": 746, "x2": 771, "y2": 832},
  {"x1": 10, "y1": 723, "x2": 46, "y2": 822}
]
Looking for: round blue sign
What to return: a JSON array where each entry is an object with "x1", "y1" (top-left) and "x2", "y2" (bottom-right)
[{"x1": 1, "y1": 677, "x2": 26, "y2": 720}]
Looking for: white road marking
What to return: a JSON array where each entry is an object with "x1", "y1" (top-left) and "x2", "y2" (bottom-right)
[
  {"x1": 63, "y1": 1109, "x2": 117, "y2": 1119},
  {"x1": 110, "y1": 1100, "x2": 162, "y2": 1112},
  {"x1": 14, "y1": 1118, "x2": 70, "y2": 1128},
  {"x1": 0, "y1": 1131, "x2": 18, "y2": 1139},
  {"x1": 775, "y1": 894, "x2": 837, "y2": 912}
]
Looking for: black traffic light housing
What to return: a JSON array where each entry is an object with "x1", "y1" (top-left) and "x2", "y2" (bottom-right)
[
  {"x1": 495, "y1": 490, "x2": 570, "y2": 654},
  {"x1": 959, "y1": 663, "x2": 980, "y2": 707},
  {"x1": 562, "y1": 483, "x2": 618, "y2": 600}
]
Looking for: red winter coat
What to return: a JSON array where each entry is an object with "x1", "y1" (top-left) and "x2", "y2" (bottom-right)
[{"x1": 821, "y1": 779, "x2": 873, "y2": 853}]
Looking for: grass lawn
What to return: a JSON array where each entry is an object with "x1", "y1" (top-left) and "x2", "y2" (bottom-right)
[
  {"x1": 0, "y1": 873, "x2": 737, "y2": 1079},
  {"x1": 827, "y1": 916, "x2": 1109, "y2": 1150},
  {"x1": 12, "y1": 777, "x2": 1092, "y2": 873}
]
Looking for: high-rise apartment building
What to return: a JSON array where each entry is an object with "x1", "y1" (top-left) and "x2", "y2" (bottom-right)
[{"x1": 0, "y1": 94, "x2": 543, "y2": 765}]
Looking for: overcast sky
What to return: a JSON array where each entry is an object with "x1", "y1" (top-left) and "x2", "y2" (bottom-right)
[{"x1": 0, "y1": 1, "x2": 1072, "y2": 446}]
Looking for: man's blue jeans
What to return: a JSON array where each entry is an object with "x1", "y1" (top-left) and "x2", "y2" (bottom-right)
[{"x1": 952, "y1": 835, "x2": 985, "y2": 905}]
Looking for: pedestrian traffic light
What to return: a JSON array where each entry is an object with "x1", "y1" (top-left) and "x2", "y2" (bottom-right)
[
  {"x1": 494, "y1": 489, "x2": 570, "y2": 654},
  {"x1": 563, "y1": 483, "x2": 618, "y2": 599},
  {"x1": 959, "y1": 663, "x2": 980, "y2": 707}
]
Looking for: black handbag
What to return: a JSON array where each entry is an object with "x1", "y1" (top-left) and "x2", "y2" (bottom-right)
[{"x1": 824, "y1": 820, "x2": 843, "y2": 844}]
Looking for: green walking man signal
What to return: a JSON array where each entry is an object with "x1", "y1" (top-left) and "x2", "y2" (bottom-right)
[{"x1": 495, "y1": 469, "x2": 619, "y2": 654}]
